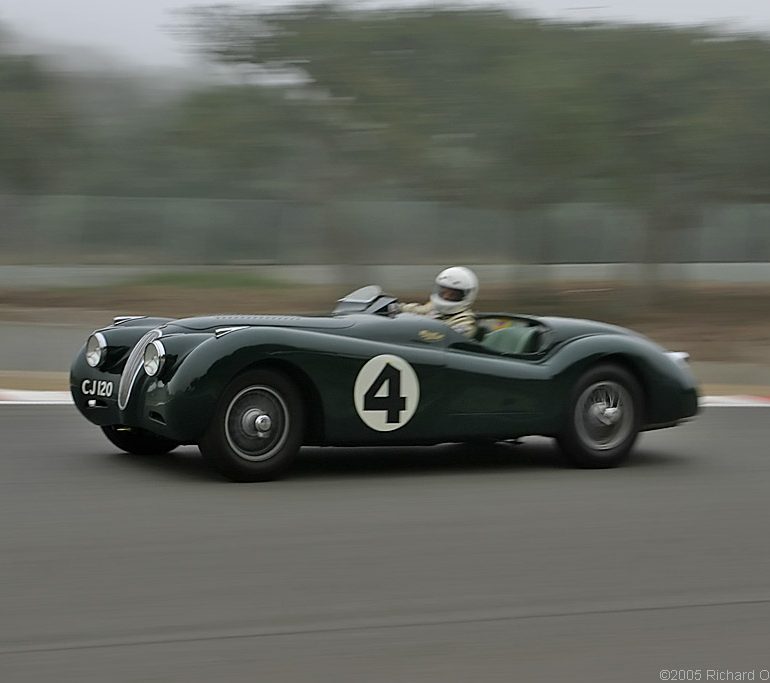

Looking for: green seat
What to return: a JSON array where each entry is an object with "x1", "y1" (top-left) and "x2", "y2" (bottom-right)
[{"x1": 481, "y1": 326, "x2": 540, "y2": 355}]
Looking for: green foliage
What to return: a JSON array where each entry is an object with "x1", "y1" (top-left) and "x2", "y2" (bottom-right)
[
  {"x1": 179, "y1": 5, "x2": 770, "y2": 209},
  {"x1": 0, "y1": 47, "x2": 80, "y2": 192},
  {"x1": 7, "y1": 6, "x2": 770, "y2": 220}
]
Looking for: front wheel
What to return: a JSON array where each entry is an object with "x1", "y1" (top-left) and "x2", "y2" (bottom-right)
[
  {"x1": 557, "y1": 364, "x2": 643, "y2": 468},
  {"x1": 199, "y1": 369, "x2": 305, "y2": 482},
  {"x1": 101, "y1": 426, "x2": 179, "y2": 455}
]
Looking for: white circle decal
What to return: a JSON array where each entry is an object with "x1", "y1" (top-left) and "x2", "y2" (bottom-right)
[{"x1": 353, "y1": 354, "x2": 420, "y2": 431}]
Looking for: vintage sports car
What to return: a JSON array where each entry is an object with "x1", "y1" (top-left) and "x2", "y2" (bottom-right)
[{"x1": 71, "y1": 286, "x2": 699, "y2": 481}]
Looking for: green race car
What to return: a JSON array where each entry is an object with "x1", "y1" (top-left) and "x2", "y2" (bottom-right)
[{"x1": 71, "y1": 286, "x2": 699, "y2": 481}]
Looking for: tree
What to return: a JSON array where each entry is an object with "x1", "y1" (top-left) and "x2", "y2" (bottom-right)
[{"x1": 0, "y1": 33, "x2": 80, "y2": 193}]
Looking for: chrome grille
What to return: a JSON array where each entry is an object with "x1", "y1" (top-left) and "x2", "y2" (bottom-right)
[{"x1": 118, "y1": 329, "x2": 162, "y2": 410}]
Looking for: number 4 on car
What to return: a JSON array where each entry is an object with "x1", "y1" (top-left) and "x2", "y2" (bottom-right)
[
  {"x1": 71, "y1": 285, "x2": 699, "y2": 481},
  {"x1": 354, "y1": 354, "x2": 420, "y2": 431}
]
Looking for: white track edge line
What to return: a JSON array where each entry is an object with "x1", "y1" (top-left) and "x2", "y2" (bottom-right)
[{"x1": 1, "y1": 395, "x2": 770, "y2": 407}]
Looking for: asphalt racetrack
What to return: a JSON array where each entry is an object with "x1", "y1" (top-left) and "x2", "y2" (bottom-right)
[{"x1": 2, "y1": 406, "x2": 769, "y2": 682}]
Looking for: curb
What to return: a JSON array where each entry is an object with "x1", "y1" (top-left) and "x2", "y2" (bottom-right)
[
  {"x1": 0, "y1": 390, "x2": 73, "y2": 405},
  {"x1": 699, "y1": 395, "x2": 770, "y2": 407}
]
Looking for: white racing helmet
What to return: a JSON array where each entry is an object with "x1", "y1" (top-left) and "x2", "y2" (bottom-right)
[{"x1": 430, "y1": 266, "x2": 478, "y2": 315}]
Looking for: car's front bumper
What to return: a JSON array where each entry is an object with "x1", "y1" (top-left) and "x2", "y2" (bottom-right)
[{"x1": 71, "y1": 355, "x2": 201, "y2": 444}]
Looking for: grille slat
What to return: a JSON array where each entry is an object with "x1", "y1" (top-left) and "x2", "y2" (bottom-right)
[{"x1": 118, "y1": 329, "x2": 161, "y2": 410}]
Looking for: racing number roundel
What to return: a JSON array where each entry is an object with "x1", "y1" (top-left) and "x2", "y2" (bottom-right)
[{"x1": 354, "y1": 354, "x2": 420, "y2": 431}]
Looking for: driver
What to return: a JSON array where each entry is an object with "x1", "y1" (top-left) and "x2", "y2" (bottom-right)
[{"x1": 399, "y1": 266, "x2": 478, "y2": 338}]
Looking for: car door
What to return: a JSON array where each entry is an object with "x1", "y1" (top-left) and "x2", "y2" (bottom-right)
[
  {"x1": 301, "y1": 331, "x2": 449, "y2": 445},
  {"x1": 440, "y1": 343, "x2": 553, "y2": 439}
]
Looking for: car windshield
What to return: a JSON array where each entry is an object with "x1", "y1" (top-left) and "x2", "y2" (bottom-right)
[{"x1": 339, "y1": 285, "x2": 383, "y2": 304}]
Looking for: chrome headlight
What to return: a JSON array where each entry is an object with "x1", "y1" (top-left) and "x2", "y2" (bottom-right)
[
  {"x1": 143, "y1": 340, "x2": 166, "y2": 377},
  {"x1": 85, "y1": 333, "x2": 107, "y2": 368}
]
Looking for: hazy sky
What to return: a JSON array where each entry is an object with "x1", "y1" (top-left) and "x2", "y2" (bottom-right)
[{"x1": 3, "y1": 0, "x2": 770, "y2": 66}]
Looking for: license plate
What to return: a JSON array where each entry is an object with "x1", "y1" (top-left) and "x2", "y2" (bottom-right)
[{"x1": 81, "y1": 379, "x2": 114, "y2": 398}]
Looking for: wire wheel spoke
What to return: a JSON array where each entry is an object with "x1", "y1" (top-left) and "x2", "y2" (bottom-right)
[
  {"x1": 225, "y1": 385, "x2": 290, "y2": 462},
  {"x1": 575, "y1": 380, "x2": 633, "y2": 451}
]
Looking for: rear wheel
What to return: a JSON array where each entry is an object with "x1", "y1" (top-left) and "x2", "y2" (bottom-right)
[
  {"x1": 101, "y1": 426, "x2": 179, "y2": 455},
  {"x1": 199, "y1": 369, "x2": 305, "y2": 482},
  {"x1": 557, "y1": 364, "x2": 642, "y2": 468}
]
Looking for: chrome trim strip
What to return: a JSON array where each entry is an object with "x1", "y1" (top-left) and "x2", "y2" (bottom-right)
[
  {"x1": 215, "y1": 326, "x2": 249, "y2": 339},
  {"x1": 118, "y1": 328, "x2": 162, "y2": 410},
  {"x1": 113, "y1": 316, "x2": 147, "y2": 326}
]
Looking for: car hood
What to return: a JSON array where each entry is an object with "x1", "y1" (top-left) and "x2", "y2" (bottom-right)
[{"x1": 169, "y1": 314, "x2": 354, "y2": 332}]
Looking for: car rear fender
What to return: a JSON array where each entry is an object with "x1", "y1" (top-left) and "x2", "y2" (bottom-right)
[{"x1": 544, "y1": 334, "x2": 698, "y2": 429}]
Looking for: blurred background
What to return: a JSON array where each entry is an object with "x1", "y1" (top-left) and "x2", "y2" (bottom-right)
[
  {"x1": 1, "y1": 0, "x2": 770, "y2": 387},
  {"x1": 4, "y1": 7, "x2": 770, "y2": 681}
]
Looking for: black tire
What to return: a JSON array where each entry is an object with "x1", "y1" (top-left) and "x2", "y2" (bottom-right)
[
  {"x1": 557, "y1": 363, "x2": 643, "y2": 468},
  {"x1": 199, "y1": 369, "x2": 305, "y2": 482},
  {"x1": 101, "y1": 426, "x2": 179, "y2": 455}
]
